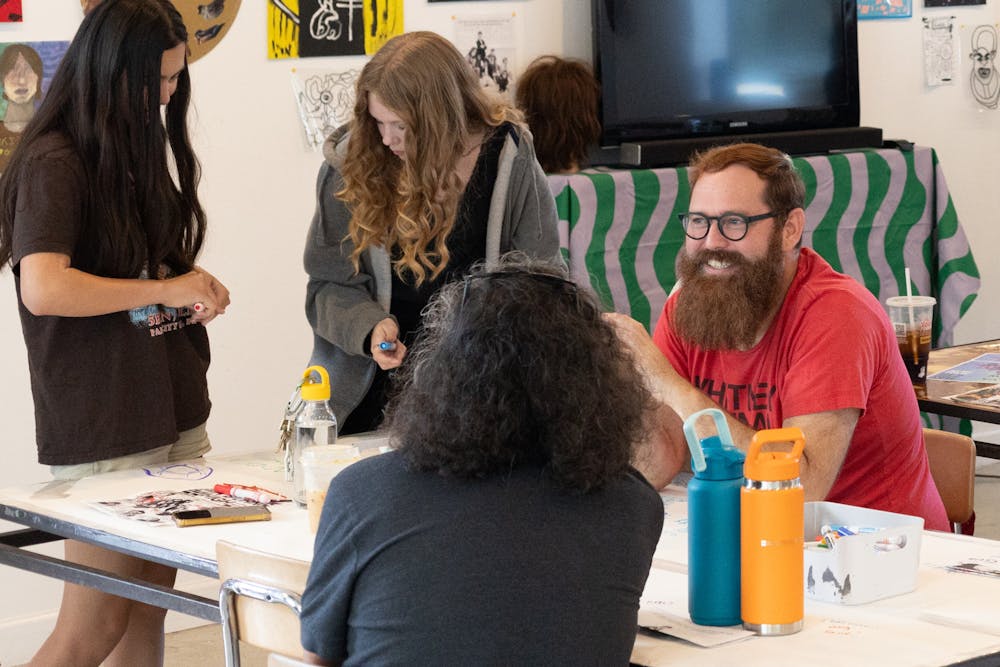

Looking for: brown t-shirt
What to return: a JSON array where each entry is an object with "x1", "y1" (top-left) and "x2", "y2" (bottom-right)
[{"x1": 11, "y1": 133, "x2": 211, "y2": 465}]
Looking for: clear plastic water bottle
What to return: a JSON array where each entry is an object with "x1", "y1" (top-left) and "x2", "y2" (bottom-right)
[
  {"x1": 292, "y1": 365, "x2": 337, "y2": 507},
  {"x1": 741, "y1": 427, "x2": 805, "y2": 636},
  {"x1": 683, "y1": 408, "x2": 745, "y2": 626}
]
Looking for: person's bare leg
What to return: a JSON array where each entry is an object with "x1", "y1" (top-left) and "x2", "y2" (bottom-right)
[
  {"x1": 27, "y1": 540, "x2": 175, "y2": 667},
  {"x1": 105, "y1": 558, "x2": 177, "y2": 667}
]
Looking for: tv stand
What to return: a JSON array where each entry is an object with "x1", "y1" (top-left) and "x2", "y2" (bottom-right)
[{"x1": 617, "y1": 127, "x2": 884, "y2": 168}]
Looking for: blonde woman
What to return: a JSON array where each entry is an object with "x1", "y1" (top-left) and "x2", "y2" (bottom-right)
[{"x1": 304, "y1": 31, "x2": 561, "y2": 434}]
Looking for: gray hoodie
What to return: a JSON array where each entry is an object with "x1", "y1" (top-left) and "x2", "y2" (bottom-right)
[{"x1": 303, "y1": 125, "x2": 561, "y2": 425}]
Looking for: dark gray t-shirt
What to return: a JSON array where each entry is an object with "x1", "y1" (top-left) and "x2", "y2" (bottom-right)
[{"x1": 301, "y1": 450, "x2": 663, "y2": 666}]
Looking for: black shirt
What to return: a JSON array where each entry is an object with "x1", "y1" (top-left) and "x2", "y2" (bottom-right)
[{"x1": 340, "y1": 124, "x2": 510, "y2": 434}]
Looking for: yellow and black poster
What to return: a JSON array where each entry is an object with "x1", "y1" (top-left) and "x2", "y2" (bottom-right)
[{"x1": 268, "y1": 0, "x2": 403, "y2": 60}]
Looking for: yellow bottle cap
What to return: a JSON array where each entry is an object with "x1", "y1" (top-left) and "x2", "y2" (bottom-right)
[{"x1": 300, "y1": 365, "x2": 331, "y2": 401}]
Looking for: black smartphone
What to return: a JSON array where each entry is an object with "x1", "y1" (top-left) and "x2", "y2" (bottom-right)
[{"x1": 171, "y1": 505, "x2": 271, "y2": 527}]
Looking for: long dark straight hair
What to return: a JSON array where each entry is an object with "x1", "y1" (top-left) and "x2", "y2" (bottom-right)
[{"x1": 0, "y1": 0, "x2": 205, "y2": 277}]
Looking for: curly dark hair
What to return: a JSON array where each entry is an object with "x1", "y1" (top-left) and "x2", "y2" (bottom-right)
[
  {"x1": 384, "y1": 255, "x2": 652, "y2": 492},
  {"x1": 515, "y1": 55, "x2": 601, "y2": 174}
]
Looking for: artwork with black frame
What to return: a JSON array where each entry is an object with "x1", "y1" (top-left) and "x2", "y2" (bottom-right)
[{"x1": 925, "y1": 0, "x2": 986, "y2": 6}]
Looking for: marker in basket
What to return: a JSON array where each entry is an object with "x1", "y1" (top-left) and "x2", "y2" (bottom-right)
[
  {"x1": 214, "y1": 483, "x2": 276, "y2": 505},
  {"x1": 378, "y1": 341, "x2": 396, "y2": 351}
]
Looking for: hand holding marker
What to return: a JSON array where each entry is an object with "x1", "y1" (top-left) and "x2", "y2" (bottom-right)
[
  {"x1": 193, "y1": 302, "x2": 205, "y2": 313},
  {"x1": 379, "y1": 341, "x2": 396, "y2": 351}
]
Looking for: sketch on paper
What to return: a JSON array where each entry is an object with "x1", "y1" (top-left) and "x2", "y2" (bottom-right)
[
  {"x1": 291, "y1": 68, "x2": 359, "y2": 150},
  {"x1": 269, "y1": 0, "x2": 403, "y2": 59},
  {"x1": 0, "y1": 0, "x2": 22, "y2": 22},
  {"x1": 923, "y1": 16, "x2": 956, "y2": 86},
  {"x1": 0, "y1": 41, "x2": 71, "y2": 174},
  {"x1": 453, "y1": 15, "x2": 517, "y2": 95},
  {"x1": 858, "y1": 0, "x2": 912, "y2": 19},
  {"x1": 968, "y1": 24, "x2": 1000, "y2": 109},
  {"x1": 90, "y1": 488, "x2": 259, "y2": 525}
]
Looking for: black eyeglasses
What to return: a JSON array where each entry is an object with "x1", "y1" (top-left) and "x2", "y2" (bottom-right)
[{"x1": 677, "y1": 211, "x2": 780, "y2": 242}]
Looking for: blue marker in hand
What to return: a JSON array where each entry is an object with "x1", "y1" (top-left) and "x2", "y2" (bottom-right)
[{"x1": 378, "y1": 341, "x2": 397, "y2": 351}]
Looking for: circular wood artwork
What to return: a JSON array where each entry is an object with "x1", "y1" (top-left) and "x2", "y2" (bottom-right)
[
  {"x1": 80, "y1": 0, "x2": 242, "y2": 64},
  {"x1": 171, "y1": 0, "x2": 242, "y2": 64}
]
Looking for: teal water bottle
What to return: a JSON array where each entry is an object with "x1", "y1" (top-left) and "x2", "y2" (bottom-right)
[{"x1": 684, "y1": 408, "x2": 745, "y2": 626}]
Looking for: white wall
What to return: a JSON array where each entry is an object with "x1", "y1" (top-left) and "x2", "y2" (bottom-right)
[
  {"x1": 1, "y1": 1, "x2": 998, "y2": 661},
  {"x1": 0, "y1": 1, "x2": 571, "y2": 662},
  {"x1": 858, "y1": 5, "x2": 998, "y2": 345}
]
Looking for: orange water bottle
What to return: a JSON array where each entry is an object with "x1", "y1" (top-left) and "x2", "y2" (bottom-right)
[{"x1": 741, "y1": 427, "x2": 805, "y2": 636}]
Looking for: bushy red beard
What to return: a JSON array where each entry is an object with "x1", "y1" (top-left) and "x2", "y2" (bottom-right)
[{"x1": 671, "y1": 227, "x2": 785, "y2": 350}]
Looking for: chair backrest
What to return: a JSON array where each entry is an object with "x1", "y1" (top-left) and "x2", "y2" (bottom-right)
[
  {"x1": 216, "y1": 539, "x2": 311, "y2": 667},
  {"x1": 268, "y1": 653, "x2": 315, "y2": 667},
  {"x1": 922, "y1": 428, "x2": 976, "y2": 533}
]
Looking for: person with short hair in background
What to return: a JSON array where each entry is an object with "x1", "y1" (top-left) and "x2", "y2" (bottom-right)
[
  {"x1": 515, "y1": 55, "x2": 601, "y2": 174},
  {"x1": 301, "y1": 255, "x2": 663, "y2": 666}
]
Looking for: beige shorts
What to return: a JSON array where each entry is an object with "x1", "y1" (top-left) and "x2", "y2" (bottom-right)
[{"x1": 50, "y1": 423, "x2": 212, "y2": 481}]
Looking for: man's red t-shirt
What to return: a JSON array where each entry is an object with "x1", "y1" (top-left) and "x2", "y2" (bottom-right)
[{"x1": 654, "y1": 248, "x2": 948, "y2": 531}]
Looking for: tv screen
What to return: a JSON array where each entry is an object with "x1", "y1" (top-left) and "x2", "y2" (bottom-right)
[{"x1": 593, "y1": 0, "x2": 860, "y2": 146}]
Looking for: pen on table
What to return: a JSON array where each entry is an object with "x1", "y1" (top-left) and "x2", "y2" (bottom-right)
[
  {"x1": 378, "y1": 341, "x2": 397, "y2": 351},
  {"x1": 213, "y1": 483, "x2": 275, "y2": 505}
]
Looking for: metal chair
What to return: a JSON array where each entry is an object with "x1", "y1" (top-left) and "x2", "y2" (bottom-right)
[
  {"x1": 216, "y1": 539, "x2": 311, "y2": 667},
  {"x1": 923, "y1": 428, "x2": 976, "y2": 534}
]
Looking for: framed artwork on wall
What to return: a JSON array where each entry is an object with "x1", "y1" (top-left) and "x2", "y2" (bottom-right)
[
  {"x1": 0, "y1": 0, "x2": 22, "y2": 22},
  {"x1": 267, "y1": 0, "x2": 404, "y2": 59},
  {"x1": 859, "y1": 0, "x2": 913, "y2": 18},
  {"x1": 0, "y1": 41, "x2": 71, "y2": 173},
  {"x1": 926, "y1": 0, "x2": 986, "y2": 6}
]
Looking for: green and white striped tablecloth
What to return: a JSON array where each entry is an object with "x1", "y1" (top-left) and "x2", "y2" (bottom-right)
[{"x1": 549, "y1": 146, "x2": 980, "y2": 348}]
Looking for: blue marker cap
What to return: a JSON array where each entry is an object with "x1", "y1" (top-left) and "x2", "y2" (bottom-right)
[{"x1": 378, "y1": 341, "x2": 396, "y2": 351}]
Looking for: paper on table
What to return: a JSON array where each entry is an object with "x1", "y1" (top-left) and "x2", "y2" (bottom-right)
[
  {"x1": 89, "y1": 488, "x2": 259, "y2": 526},
  {"x1": 946, "y1": 384, "x2": 1000, "y2": 407},
  {"x1": 928, "y1": 353, "x2": 1000, "y2": 383},
  {"x1": 652, "y1": 486, "x2": 689, "y2": 565},
  {"x1": 942, "y1": 556, "x2": 1000, "y2": 579},
  {"x1": 639, "y1": 566, "x2": 752, "y2": 647}
]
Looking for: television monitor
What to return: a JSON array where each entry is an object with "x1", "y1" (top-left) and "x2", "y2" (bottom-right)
[{"x1": 593, "y1": 0, "x2": 863, "y2": 150}]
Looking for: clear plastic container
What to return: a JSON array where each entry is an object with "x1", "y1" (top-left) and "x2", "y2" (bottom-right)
[{"x1": 300, "y1": 444, "x2": 361, "y2": 533}]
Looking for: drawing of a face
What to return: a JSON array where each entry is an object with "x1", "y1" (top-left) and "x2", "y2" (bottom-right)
[
  {"x1": 971, "y1": 48, "x2": 996, "y2": 81},
  {"x1": 3, "y1": 52, "x2": 38, "y2": 104},
  {"x1": 969, "y1": 25, "x2": 1000, "y2": 109}
]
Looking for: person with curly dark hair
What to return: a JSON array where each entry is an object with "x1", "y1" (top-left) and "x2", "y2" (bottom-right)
[
  {"x1": 516, "y1": 55, "x2": 601, "y2": 174},
  {"x1": 300, "y1": 255, "x2": 665, "y2": 666}
]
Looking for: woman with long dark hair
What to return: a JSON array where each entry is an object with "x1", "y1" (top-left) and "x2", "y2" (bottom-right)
[{"x1": 0, "y1": 1, "x2": 229, "y2": 663}]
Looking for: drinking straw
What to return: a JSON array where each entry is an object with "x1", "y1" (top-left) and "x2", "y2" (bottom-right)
[
  {"x1": 905, "y1": 267, "x2": 918, "y2": 363},
  {"x1": 904, "y1": 267, "x2": 915, "y2": 328}
]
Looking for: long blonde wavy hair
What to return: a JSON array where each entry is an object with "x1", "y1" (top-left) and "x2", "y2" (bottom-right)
[{"x1": 340, "y1": 31, "x2": 522, "y2": 285}]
